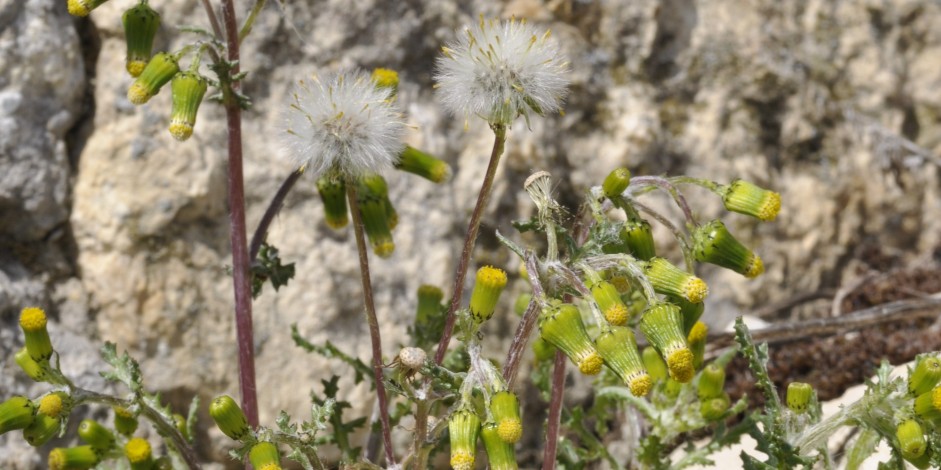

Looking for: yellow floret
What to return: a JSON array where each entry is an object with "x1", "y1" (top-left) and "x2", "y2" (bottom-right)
[
  {"x1": 258, "y1": 464, "x2": 282, "y2": 470},
  {"x1": 683, "y1": 278, "x2": 709, "y2": 303},
  {"x1": 745, "y1": 255, "x2": 764, "y2": 279},
  {"x1": 666, "y1": 348, "x2": 695, "y2": 383},
  {"x1": 169, "y1": 121, "x2": 194, "y2": 141},
  {"x1": 478, "y1": 266, "x2": 508, "y2": 288},
  {"x1": 629, "y1": 374, "x2": 653, "y2": 397},
  {"x1": 759, "y1": 192, "x2": 782, "y2": 221},
  {"x1": 127, "y1": 83, "x2": 152, "y2": 105},
  {"x1": 125, "y1": 438, "x2": 151, "y2": 463},
  {"x1": 19, "y1": 307, "x2": 47, "y2": 332},
  {"x1": 371, "y1": 68, "x2": 399, "y2": 89},
  {"x1": 497, "y1": 418, "x2": 522, "y2": 444},
  {"x1": 126, "y1": 61, "x2": 146, "y2": 78},
  {"x1": 450, "y1": 451, "x2": 475, "y2": 470},
  {"x1": 67, "y1": 0, "x2": 90, "y2": 16},
  {"x1": 374, "y1": 241, "x2": 395, "y2": 258},
  {"x1": 604, "y1": 304, "x2": 629, "y2": 326},
  {"x1": 578, "y1": 352, "x2": 604, "y2": 376},
  {"x1": 688, "y1": 321, "x2": 708, "y2": 343},
  {"x1": 38, "y1": 394, "x2": 63, "y2": 418}
]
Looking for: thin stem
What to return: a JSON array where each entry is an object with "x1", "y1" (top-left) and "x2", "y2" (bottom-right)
[
  {"x1": 220, "y1": 0, "x2": 258, "y2": 429},
  {"x1": 249, "y1": 169, "x2": 303, "y2": 261},
  {"x1": 434, "y1": 124, "x2": 508, "y2": 365},
  {"x1": 628, "y1": 176, "x2": 697, "y2": 228},
  {"x1": 346, "y1": 184, "x2": 396, "y2": 467},
  {"x1": 239, "y1": 0, "x2": 269, "y2": 43},
  {"x1": 411, "y1": 395, "x2": 430, "y2": 470},
  {"x1": 502, "y1": 253, "x2": 546, "y2": 387},
  {"x1": 198, "y1": 0, "x2": 223, "y2": 40},
  {"x1": 543, "y1": 349, "x2": 566, "y2": 470},
  {"x1": 669, "y1": 175, "x2": 721, "y2": 192}
]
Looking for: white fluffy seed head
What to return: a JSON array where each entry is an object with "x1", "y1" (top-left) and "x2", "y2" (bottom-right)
[
  {"x1": 282, "y1": 69, "x2": 406, "y2": 178},
  {"x1": 435, "y1": 17, "x2": 570, "y2": 126}
]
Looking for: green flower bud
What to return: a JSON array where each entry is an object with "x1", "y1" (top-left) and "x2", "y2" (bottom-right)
[
  {"x1": 49, "y1": 446, "x2": 99, "y2": 470},
  {"x1": 249, "y1": 441, "x2": 282, "y2": 470},
  {"x1": 469, "y1": 266, "x2": 508, "y2": 323},
  {"x1": 786, "y1": 382, "x2": 814, "y2": 414},
  {"x1": 687, "y1": 321, "x2": 708, "y2": 370},
  {"x1": 24, "y1": 412, "x2": 60, "y2": 446},
  {"x1": 532, "y1": 337, "x2": 556, "y2": 361},
  {"x1": 640, "y1": 303, "x2": 694, "y2": 383},
  {"x1": 357, "y1": 174, "x2": 395, "y2": 258},
  {"x1": 489, "y1": 391, "x2": 522, "y2": 444},
  {"x1": 67, "y1": 0, "x2": 109, "y2": 17},
  {"x1": 644, "y1": 258, "x2": 708, "y2": 303},
  {"x1": 209, "y1": 395, "x2": 249, "y2": 440},
  {"x1": 127, "y1": 52, "x2": 179, "y2": 105},
  {"x1": 125, "y1": 437, "x2": 153, "y2": 470},
  {"x1": 78, "y1": 419, "x2": 115, "y2": 451},
  {"x1": 692, "y1": 220, "x2": 764, "y2": 278},
  {"x1": 539, "y1": 303, "x2": 604, "y2": 375},
  {"x1": 595, "y1": 327, "x2": 651, "y2": 397},
  {"x1": 897, "y1": 419, "x2": 927, "y2": 461},
  {"x1": 396, "y1": 146, "x2": 452, "y2": 183},
  {"x1": 914, "y1": 386, "x2": 941, "y2": 423},
  {"x1": 371, "y1": 68, "x2": 399, "y2": 97},
  {"x1": 481, "y1": 421, "x2": 518, "y2": 470},
  {"x1": 113, "y1": 406, "x2": 138, "y2": 436},
  {"x1": 642, "y1": 346, "x2": 668, "y2": 382},
  {"x1": 15, "y1": 347, "x2": 47, "y2": 381},
  {"x1": 0, "y1": 396, "x2": 35, "y2": 435},
  {"x1": 700, "y1": 393, "x2": 731, "y2": 421},
  {"x1": 122, "y1": 2, "x2": 161, "y2": 77},
  {"x1": 619, "y1": 217, "x2": 656, "y2": 261},
  {"x1": 513, "y1": 293, "x2": 532, "y2": 317},
  {"x1": 721, "y1": 179, "x2": 781, "y2": 222},
  {"x1": 909, "y1": 356, "x2": 941, "y2": 397},
  {"x1": 602, "y1": 167, "x2": 631, "y2": 200},
  {"x1": 19, "y1": 307, "x2": 54, "y2": 362},
  {"x1": 697, "y1": 363, "x2": 726, "y2": 399},
  {"x1": 667, "y1": 295, "x2": 704, "y2": 335},
  {"x1": 316, "y1": 172, "x2": 349, "y2": 229},
  {"x1": 663, "y1": 377, "x2": 683, "y2": 398},
  {"x1": 169, "y1": 72, "x2": 208, "y2": 141},
  {"x1": 384, "y1": 196, "x2": 398, "y2": 231},
  {"x1": 172, "y1": 413, "x2": 188, "y2": 440},
  {"x1": 590, "y1": 280, "x2": 630, "y2": 326},
  {"x1": 449, "y1": 408, "x2": 481, "y2": 470}
]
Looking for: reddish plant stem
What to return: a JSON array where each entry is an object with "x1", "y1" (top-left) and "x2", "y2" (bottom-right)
[
  {"x1": 220, "y1": 0, "x2": 259, "y2": 429},
  {"x1": 543, "y1": 349, "x2": 567, "y2": 470},
  {"x1": 346, "y1": 184, "x2": 396, "y2": 466},
  {"x1": 434, "y1": 124, "x2": 507, "y2": 365},
  {"x1": 249, "y1": 169, "x2": 303, "y2": 261},
  {"x1": 502, "y1": 252, "x2": 544, "y2": 387}
]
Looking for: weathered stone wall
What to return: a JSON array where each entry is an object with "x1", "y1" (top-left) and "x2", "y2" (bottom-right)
[{"x1": 2, "y1": 0, "x2": 940, "y2": 466}]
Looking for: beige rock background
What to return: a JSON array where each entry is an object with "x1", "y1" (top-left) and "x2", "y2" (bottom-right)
[{"x1": 1, "y1": 0, "x2": 940, "y2": 467}]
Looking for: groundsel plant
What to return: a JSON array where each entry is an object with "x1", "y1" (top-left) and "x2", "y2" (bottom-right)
[{"x1": 4, "y1": 3, "x2": 941, "y2": 470}]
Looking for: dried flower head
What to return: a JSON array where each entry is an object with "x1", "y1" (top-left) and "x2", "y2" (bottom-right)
[
  {"x1": 283, "y1": 70, "x2": 406, "y2": 177},
  {"x1": 435, "y1": 17, "x2": 569, "y2": 126}
]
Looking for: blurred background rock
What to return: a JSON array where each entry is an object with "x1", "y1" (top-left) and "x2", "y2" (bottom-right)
[{"x1": 1, "y1": 0, "x2": 939, "y2": 466}]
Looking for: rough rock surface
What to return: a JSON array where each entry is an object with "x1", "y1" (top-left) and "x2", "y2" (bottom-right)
[{"x1": 1, "y1": 0, "x2": 940, "y2": 467}]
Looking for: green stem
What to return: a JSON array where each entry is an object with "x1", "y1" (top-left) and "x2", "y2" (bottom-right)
[
  {"x1": 346, "y1": 183, "x2": 395, "y2": 467},
  {"x1": 434, "y1": 124, "x2": 508, "y2": 365},
  {"x1": 239, "y1": 0, "x2": 269, "y2": 43}
]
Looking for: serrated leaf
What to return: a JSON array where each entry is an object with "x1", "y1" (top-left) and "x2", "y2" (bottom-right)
[
  {"x1": 98, "y1": 342, "x2": 143, "y2": 394},
  {"x1": 185, "y1": 395, "x2": 199, "y2": 444},
  {"x1": 286, "y1": 448, "x2": 315, "y2": 470},
  {"x1": 292, "y1": 326, "x2": 371, "y2": 385}
]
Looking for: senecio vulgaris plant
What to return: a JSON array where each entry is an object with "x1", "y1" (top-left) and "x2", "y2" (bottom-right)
[{"x1": 3, "y1": 3, "x2": 941, "y2": 470}]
